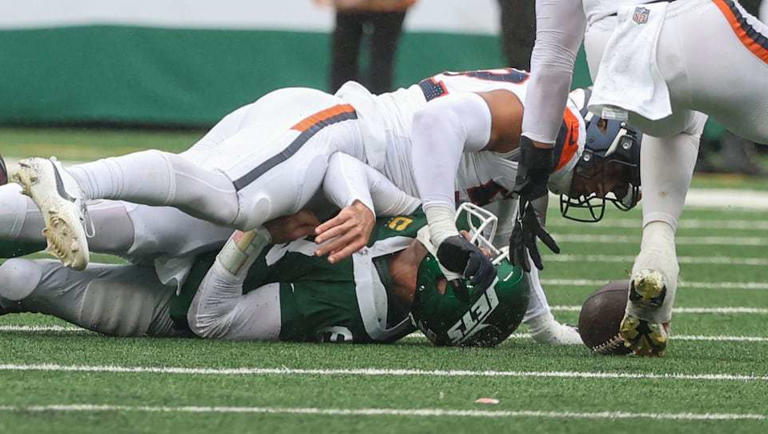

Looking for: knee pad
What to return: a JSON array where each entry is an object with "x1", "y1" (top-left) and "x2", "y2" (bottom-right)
[
  {"x1": 232, "y1": 193, "x2": 272, "y2": 230},
  {"x1": 0, "y1": 258, "x2": 42, "y2": 301}
]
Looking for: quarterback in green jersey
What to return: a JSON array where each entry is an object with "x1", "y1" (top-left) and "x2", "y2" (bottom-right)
[{"x1": 0, "y1": 204, "x2": 529, "y2": 346}]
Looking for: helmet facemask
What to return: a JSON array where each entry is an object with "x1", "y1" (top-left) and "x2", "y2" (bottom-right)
[{"x1": 561, "y1": 110, "x2": 642, "y2": 223}]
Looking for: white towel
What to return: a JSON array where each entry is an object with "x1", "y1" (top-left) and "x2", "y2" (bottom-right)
[{"x1": 589, "y1": 2, "x2": 671, "y2": 121}]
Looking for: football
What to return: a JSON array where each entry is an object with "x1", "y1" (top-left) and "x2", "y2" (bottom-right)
[{"x1": 578, "y1": 280, "x2": 632, "y2": 355}]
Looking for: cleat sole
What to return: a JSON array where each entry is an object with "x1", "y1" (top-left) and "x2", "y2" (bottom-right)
[
  {"x1": 629, "y1": 270, "x2": 667, "y2": 308},
  {"x1": 619, "y1": 313, "x2": 668, "y2": 357},
  {"x1": 11, "y1": 158, "x2": 89, "y2": 270}
]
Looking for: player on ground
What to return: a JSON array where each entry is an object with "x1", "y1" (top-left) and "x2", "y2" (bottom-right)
[
  {"x1": 0, "y1": 200, "x2": 530, "y2": 346},
  {"x1": 8, "y1": 70, "x2": 641, "y2": 344},
  {"x1": 512, "y1": 0, "x2": 768, "y2": 356}
]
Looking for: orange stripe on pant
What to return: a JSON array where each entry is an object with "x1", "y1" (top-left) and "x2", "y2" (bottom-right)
[
  {"x1": 555, "y1": 108, "x2": 581, "y2": 171},
  {"x1": 712, "y1": 0, "x2": 768, "y2": 64},
  {"x1": 292, "y1": 104, "x2": 357, "y2": 132}
]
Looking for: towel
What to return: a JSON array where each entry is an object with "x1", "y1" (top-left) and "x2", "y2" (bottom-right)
[{"x1": 589, "y1": 2, "x2": 672, "y2": 121}]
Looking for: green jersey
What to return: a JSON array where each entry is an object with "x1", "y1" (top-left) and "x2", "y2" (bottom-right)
[{"x1": 173, "y1": 208, "x2": 428, "y2": 343}]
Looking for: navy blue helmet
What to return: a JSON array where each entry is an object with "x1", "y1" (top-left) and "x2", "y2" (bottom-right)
[{"x1": 559, "y1": 88, "x2": 642, "y2": 223}]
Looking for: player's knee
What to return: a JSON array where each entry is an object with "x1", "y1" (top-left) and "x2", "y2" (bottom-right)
[
  {"x1": 81, "y1": 276, "x2": 172, "y2": 337},
  {"x1": 187, "y1": 309, "x2": 229, "y2": 339},
  {"x1": 0, "y1": 258, "x2": 42, "y2": 301}
]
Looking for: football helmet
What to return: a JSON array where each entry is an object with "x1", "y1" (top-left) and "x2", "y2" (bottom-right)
[
  {"x1": 560, "y1": 88, "x2": 642, "y2": 222},
  {"x1": 410, "y1": 204, "x2": 530, "y2": 347}
]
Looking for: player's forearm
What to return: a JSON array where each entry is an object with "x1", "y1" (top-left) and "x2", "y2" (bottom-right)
[
  {"x1": 522, "y1": 0, "x2": 586, "y2": 144},
  {"x1": 411, "y1": 92, "x2": 491, "y2": 244}
]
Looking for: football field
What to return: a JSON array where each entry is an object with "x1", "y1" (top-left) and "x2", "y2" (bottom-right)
[{"x1": 1, "y1": 129, "x2": 768, "y2": 433}]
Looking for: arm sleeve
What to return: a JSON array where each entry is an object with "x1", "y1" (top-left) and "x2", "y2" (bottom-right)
[
  {"x1": 521, "y1": 0, "x2": 586, "y2": 144},
  {"x1": 187, "y1": 229, "x2": 282, "y2": 340},
  {"x1": 323, "y1": 152, "x2": 421, "y2": 216},
  {"x1": 410, "y1": 92, "x2": 492, "y2": 245}
]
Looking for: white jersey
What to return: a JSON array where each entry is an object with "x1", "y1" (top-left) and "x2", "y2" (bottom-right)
[
  {"x1": 337, "y1": 68, "x2": 585, "y2": 207},
  {"x1": 582, "y1": 0, "x2": 663, "y2": 25}
]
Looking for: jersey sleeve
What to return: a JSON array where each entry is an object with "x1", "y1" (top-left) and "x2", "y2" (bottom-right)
[
  {"x1": 410, "y1": 92, "x2": 493, "y2": 245},
  {"x1": 522, "y1": 0, "x2": 586, "y2": 144},
  {"x1": 323, "y1": 152, "x2": 420, "y2": 216}
]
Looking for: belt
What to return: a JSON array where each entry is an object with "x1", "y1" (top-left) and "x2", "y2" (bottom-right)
[{"x1": 608, "y1": 0, "x2": 677, "y2": 16}]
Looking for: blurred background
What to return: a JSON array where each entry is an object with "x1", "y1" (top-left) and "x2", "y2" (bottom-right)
[{"x1": 0, "y1": 0, "x2": 765, "y2": 179}]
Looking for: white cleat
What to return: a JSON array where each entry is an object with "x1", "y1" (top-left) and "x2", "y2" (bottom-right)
[
  {"x1": 527, "y1": 312, "x2": 583, "y2": 345},
  {"x1": 10, "y1": 157, "x2": 90, "y2": 270},
  {"x1": 620, "y1": 269, "x2": 670, "y2": 356}
]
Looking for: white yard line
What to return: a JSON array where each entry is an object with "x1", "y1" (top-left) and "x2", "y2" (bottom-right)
[
  {"x1": 0, "y1": 325, "x2": 90, "y2": 333},
  {"x1": 4, "y1": 326, "x2": 767, "y2": 343},
  {"x1": 554, "y1": 234, "x2": 768, "y2": 245},
  {"x1": 404, "y1": 333, "x2": 768, "y2": 343},
  {"x1": 0, "y1": 364, "x2": 765, "y2": 382},
  {"x1": 0, "y1": 404, "x2": 763, "y2": 421},
  {"x1": 544, "y1": 254, "x2": 768, "y2": 266},
  {"x1": 548, "y1": 306, "x2": 768, "y2": 314},
  {"x1": 549, "y1": 219, "x2": 768, "y2": 231},
  {"x1": 541, "y1": 279, "x2": 768, "y2": 290}
]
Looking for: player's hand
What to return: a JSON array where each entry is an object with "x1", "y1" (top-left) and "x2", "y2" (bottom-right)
[
  {"x1": 509, "y1": 201, "x2": 560, "y2": 272},
  {"x1": 512, "y1": 136, "x2": 554, "y2": 203},
  {"x1": 314, "y1": 200, "x2": 375, "y2": 263},
  {"x1": 436, "y1": 235, "x2": 496, "y2": 291},
  {"x1": 264, "y1": 209, "x2": 321, "y2": 244}
]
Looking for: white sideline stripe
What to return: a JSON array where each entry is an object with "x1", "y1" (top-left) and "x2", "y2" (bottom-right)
[
  {"x1": 0, "y1": 364, "x2": 765, "y2": 382},
  {"x1": 544, "y1": 254, "x2": 768, "y2": 266},
  {"x1": 541, "y1": 279, "x2": 768, "y2": 290},
  {"x1": 549, "y1": 219, "x2": 768, "y2": 231},
  {"x1": 548, "y1": 306, "x2": 768, "y2": 314},
  {"x1": 0, "y1": 404, "x2": 763, "y2": 421},
  {"x1": 555, "y1": 234, "x2": 768, "y2": 246}
]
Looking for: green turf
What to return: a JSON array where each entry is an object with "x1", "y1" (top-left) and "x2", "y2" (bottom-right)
[{"x1": 1, "y1": 128, "x2": 768, "y2": 433}]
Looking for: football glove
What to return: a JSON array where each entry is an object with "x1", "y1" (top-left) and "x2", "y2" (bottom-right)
[
  {"x1": 436, "y1": 235, "x2": 496, "y2": 291},
  {"x1": 509, "y1": 201, "x2": 560, "y2": 272}
]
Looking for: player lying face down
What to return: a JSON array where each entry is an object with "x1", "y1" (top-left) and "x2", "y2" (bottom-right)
[
  {"x1": 185, "y1": 202, "x2": 530, "y2": 345},
  {"x1": 0, "y1": 202, "x2": 529, "y2": 346}
]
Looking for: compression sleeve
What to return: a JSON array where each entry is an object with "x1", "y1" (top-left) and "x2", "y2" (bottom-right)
[
  {"x1": 410, "y1": 92, "x2": 492, "y2": 245},
  {"x1": 521, "y1": 0, "x2": 586, "y2": 144},
  {"x1": 323, "y1": 152, "x2": 420, "y2": 217}
]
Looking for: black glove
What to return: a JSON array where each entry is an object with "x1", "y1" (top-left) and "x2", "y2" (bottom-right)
[
  {"x1": 436, "y1": 235, "x2": 496, "y2": 291},
  {"x1": 509, "y1": 201, "x2": 560, "y2": 272},
  {"x1": 512, "y1": 136, "x2": 554, "y2": 202}
]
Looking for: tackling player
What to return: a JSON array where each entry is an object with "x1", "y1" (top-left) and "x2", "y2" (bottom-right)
[
  {"x1": 0, "y1": 200, "x2": 529, "y2": 346},
  {"x1": 513, "y1": 0, "x2": 768, "y2": 356}
]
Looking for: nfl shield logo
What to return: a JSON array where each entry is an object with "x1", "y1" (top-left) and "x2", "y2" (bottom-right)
[{"x1": 633, "y1": 7, "x2": 650, "y2": 24}]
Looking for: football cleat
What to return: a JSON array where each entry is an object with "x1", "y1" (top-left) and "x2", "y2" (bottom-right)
[
  {"x1": 620, "y1": 269, "x2": 670, "y2": 356},
  {"x1": 10, "y1": 157, "x2": 90, "y2": 270},
  {"x1": 527, "y1": 312, "x2": 583, "y2": 345},
  {"x1": 619, "y1": 314, "x2": 669, "y2": 357}
]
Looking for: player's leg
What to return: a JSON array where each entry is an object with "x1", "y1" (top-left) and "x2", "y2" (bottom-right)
[
  {"x1": 670, "y1": 0, "x2": 768, "y2": 143},
  {"x1": 187, "y1": 229, "x2": 282, "y2": 340},
  {"x1": 0, "y1": 259, "x2": 179, "y2": 336},
  {"x1": 0, "y1": 183, "x2": 138, "y2": 258},
  {"x1": 620, "y1": 113, "x2": 706, "y2": 356},
  {"x1": 523, "y1": 263, "x2": 582, "y2": 345}
]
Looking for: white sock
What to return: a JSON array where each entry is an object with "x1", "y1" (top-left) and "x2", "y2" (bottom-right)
[
  {"x1": 69, "y1": 150, "x2": 240, "y2": 226},
  {"x1": 630, "y1": 221, "x2": 679, "y2": 322}
]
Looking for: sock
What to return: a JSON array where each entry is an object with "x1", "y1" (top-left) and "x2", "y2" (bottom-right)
[{"x1": 69, "y1": 150, "x2": 240, "y2": 226}]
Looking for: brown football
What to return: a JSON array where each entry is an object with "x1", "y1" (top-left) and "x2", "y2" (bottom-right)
[{"x1": 578, "y1": 280, "x2": 632, "y2": 355}]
